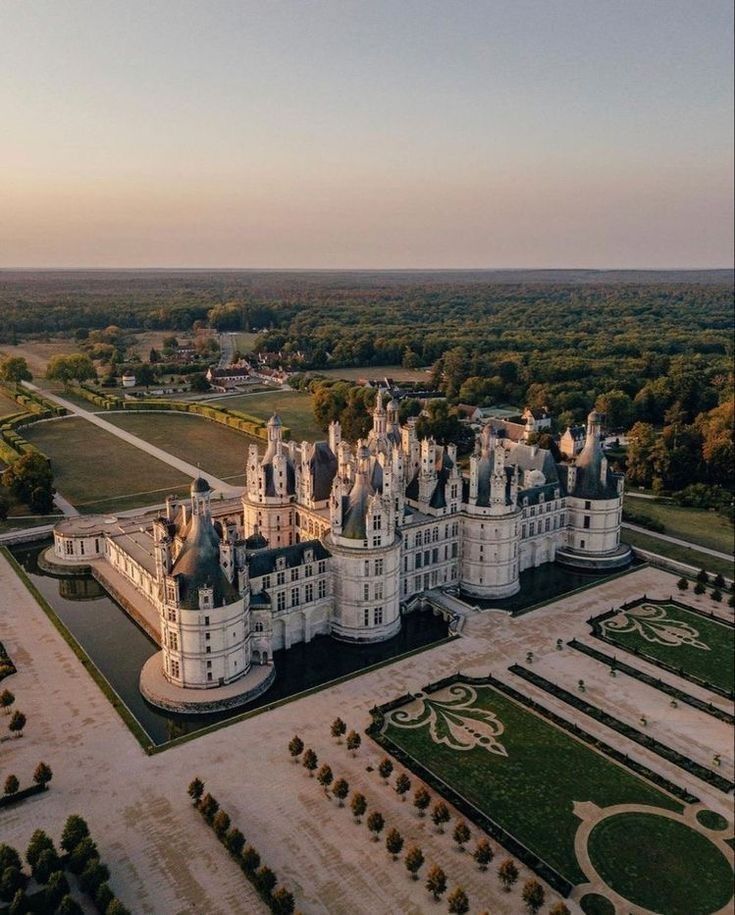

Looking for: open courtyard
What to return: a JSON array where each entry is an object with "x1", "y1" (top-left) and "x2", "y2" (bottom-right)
[{"x1": 1, "y1": 551, "x2": 732, "y2": 914}]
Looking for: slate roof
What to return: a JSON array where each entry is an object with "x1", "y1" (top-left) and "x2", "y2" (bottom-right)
[
  {"x1": 248, "y1": 539, "x2": 331, "y2": 578},
  {"x1": 171, "y1": 513, "x2": 239, "y2": 611},
  {"x1": 309, "y1": 442, "x2": 338, "y2": 502}
]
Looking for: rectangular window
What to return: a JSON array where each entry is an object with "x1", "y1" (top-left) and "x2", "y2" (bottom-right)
[
  {"x1": 432, "y1": 548, "x2": 439, "y2": 564},
  {"x1": 277, "y1": 591, "x2": 286, "y2": 612},
  {"x1": 364, "y1": 560, "x2": 371, "y2": 576},
  {"x1": 305, "y1": 582, "x2": 313, "y2": 602},
  {"x1": 167, "y1": 608, "x2": 176, "y2": 622},
  {"x1": 364, "y1": 608, "x2": 370, "y2": 627},
  {"x1": 375, "y1": 558, "x2": 384, "y2": 576},
  {"x1": 64, "y1": 540, "x2": 74, "y2": 555},
  {"x1": 424, "y1": 550, "x2": 430, "y2": 565},
  {"x1": 585, "y1": 500, "x2": 591, "y2": 510},
  {"x1": 545, "y1": 518, "x2": 550, "y2": 532},
  {"x1": 375, "y1": 581, "x2": 383, "y2": 600},
  {"x1": 168, "y1": 631, "x2": 178, "y2": 650},
  {"x1": 374, "y1": 606, "x2": 383, "y2": 626},
  {"x1": 318, "y1": 560, "x2": 327, "y2": 574},
  {"x1": 584, "y1": 515, "x2": 591, "y2": 529},
  {"x1": 262, "y1": 575, "x2": 270, "y2": 590},
  {"x1": 304, "y1": 564, "x2": 313, "y2": 578},
  {"x1": 318, "y1": 578, "x2": 327, "y2": 599},
  {"x1": 291, "y1": 587, "x2": 300, "y2": 607},
  {"x1": 415, "y1": 552, "x2": 422, "y2": 569},
  {"x1": 170, "y1": 660, "x2": 180, "y2": 678},
  {"x1": 276, "y1": 571, "x2": 285, "y2": 586},
  {"x1": 364, "y1": 583, "x2": 370, "y2": 600},
  {"x1": 451, "y1": 542, "x2": 458, "y2": 558},
  {"x1": 291, "y1": 567, "x2": 299, "y2": 582}
]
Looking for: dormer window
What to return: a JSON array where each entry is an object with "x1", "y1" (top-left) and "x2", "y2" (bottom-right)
[
  {"x1": 304, "y1": 548, "x2": 314, "y2": 563},
  {"x1": 276, "y1": 556, "x2": 286, "y2": 570}
]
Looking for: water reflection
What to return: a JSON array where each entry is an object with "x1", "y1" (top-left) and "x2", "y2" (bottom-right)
[{"x1": 12, "y1": 543, "x2": 449, "y2": 746}]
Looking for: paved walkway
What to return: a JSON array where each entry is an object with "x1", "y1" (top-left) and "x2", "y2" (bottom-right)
[
  {"x1": 24, "y1": 383, "x2": 242, "y2": 497},
  {"x1": 622, "y1": 522, "x2": 733, "y2": 561},
  {"x1": 53, "y1": 492, "x2": 79, "y2": 517}
]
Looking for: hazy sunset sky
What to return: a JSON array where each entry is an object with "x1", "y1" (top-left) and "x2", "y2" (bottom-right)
[{"x1": 1, "y1": 0, "x2": 732, "y2": 268}]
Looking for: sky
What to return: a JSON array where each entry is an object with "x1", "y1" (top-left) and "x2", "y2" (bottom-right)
[{"x1": 1, "y1": 0, "x2": 733, "y2": 269}]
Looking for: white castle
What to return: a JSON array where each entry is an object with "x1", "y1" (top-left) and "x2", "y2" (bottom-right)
[{"x1": 51, "y1": 395, "x2": 629, "y2": 712}]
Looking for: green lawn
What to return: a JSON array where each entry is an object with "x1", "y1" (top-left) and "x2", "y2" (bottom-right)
[
  {"x1": 622, "y1": 529, "x2": 734, "y2": 581},
  {"x1": 104, "y1": 411, "x2": 259, "y2": 481},
  {"x1": 211, "y1": 389, "x2": 322, "y2": 441},
  {"x1": 596, "y1": 601, "x2": 734, "y2": 694},
  {"x1": 623, "y1": 495, "x2": 734, "y2": 554},
  {"x1": 381, "y1": 682, "x2": 682, "y2": 886},
  {"x1": 23, "y1": 417, "x2": 191, "y2": 512},
  {"x1": 588, "y1": 811, "x2": 733, "y2": 915}
]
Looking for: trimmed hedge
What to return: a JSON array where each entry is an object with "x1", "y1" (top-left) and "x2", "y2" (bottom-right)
[
  {"x1": 510, "y1": 665, "x2": 734, "y2": 794},
  {"x1": 567, "y1": 639, "x2": 735, "y2": 725},
  {"x1": 0, "y1": 782, "x2": 46, "y2": 809}
]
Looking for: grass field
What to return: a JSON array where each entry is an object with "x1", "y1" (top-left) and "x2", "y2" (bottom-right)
[
  {"x1": 0, "y1": 339, "x2": 82, "y2": 379},
  {"x1": 229, "y1": 331, "x2": 260, "y2": 352},
  {"x1": 23, "y1": 417, "x2": 191, "y2": 512},
  {"x1": 588, "y1": 811, "x2": 733, "y2": 915},
  {"x1": 0, "y1": 391, "x2": 21, "y2": 418},
  {"x1": 622, "y1": 529, "x2": 734, "y2": 580},
  {"x1": 595, "y1": 600, "x2": 734, "y2": 693},
  {"x1": 315, "y1": 364, "x2": 431, "y2": 382},
  {"x1": 211, "y1": 389, "x2": 322, "y2": 441},
  {"x1": 381, "y1": 682, "x2": 682, "y2": 886},
  {"x1": 104, "y1": 411, "x2": 258, "y2": 481},
  {"x1": 623, "y1": 495, "x2": 733, "y2": 554}
]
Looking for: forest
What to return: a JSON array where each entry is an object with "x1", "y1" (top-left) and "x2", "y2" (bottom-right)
[{"x1": 1, "y1": 269, "x2": 732, "y2": 498}]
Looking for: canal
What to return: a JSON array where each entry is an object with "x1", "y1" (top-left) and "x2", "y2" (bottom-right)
[{"x1": 11, "y1": 543, "x2": 450, "y2": 746}]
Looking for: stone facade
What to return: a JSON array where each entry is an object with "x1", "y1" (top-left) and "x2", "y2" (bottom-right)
[{"x1": 51, "y1": 399, "x2": 629, "y2": 709}]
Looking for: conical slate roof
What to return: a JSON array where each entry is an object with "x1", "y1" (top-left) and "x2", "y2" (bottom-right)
[{"x1": 171, "y1": 512, "x2": 239, "y2": 610}]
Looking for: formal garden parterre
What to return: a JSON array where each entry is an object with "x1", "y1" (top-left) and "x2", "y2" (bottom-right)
[
  {"x1": 368, "y1": 673, "x2": 734, "y2": 914},
  {"x1": 590, "y1": 598, "x2": 734, "y2": 698}
]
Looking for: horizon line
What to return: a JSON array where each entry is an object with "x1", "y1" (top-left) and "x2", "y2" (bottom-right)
[{"x1": 1, "y1": 265, "x2": 733, "y2": 273}]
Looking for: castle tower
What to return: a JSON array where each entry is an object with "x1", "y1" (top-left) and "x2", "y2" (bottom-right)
[{"x1": 242, "y1": 414, "x2": 296, "y2": 547}]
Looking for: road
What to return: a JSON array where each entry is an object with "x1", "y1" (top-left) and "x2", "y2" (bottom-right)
[
  {"x1": 23, "y1": 383, "x2": 242, "y2": 498},
  {"x1": 622, "y1": 522, "x2": 733, "y2": 562}
]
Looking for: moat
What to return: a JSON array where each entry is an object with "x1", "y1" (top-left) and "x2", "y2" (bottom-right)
[{"x1": 12, "y1": 542, "x2": 450, "y2": 746}]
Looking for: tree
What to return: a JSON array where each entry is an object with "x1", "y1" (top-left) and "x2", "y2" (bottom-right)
[
  {"x1": 188, "y1": 777, "x2": 205, "y2": 804},
  {"x1": 33, "y1": 762, "x2": 52, "y2": 787},
  {"x1": 625, "y1": 422, "x2": 658, "y2": 487},
  {"x1": 288, "y1": 735, "x2": 304, "y2": 761},
  {"x1": 0, "y1": 866, "x2": 24, "y2": 904},
  {"x1": 199, "y1": 793, "x2": 219, "y2": 822},
  {"x1": 595, "y1": 390, "x2": 633, "y2": 430},
  {"x1": 3, "y1": 775, "x2": 19, "y2": 797},
  {"x1": 212, "y1": 810, "x2": 231, "y2": 838},
  {"x1": 694, "y1": 582, "x2": 706, "y2": 595},
  {"x1": 25, "y1": 831, "x2": 54, "y2": 871},
  {"x1": 67, "y1": 837, "x2": 97, "y2": 875},
  {"x1": 225, "y1": 828, "x2": 245, "y2": 857},
  {"x1": 413, "y1": 786, "x2": 431, "y2": 817},
  {"x1": 79, "y1": 859, "x2": 110, "y2": 894},
  {"x1": 241, "y1": 846, "x2": 261, "y2": 873},
  {"x1": 498, "y1": 858, "x2": 519, "y2": 892},
  {"x1": 677, "y1": 577, "x2": 689, "y2": 591},
  {"x1": 549, "y1": 903, "x2": 571, "y2": 915},
  {"x1": 447, "y1": 886, "x2": 470, "y2": 914},
  {"x1": 0, "y1": 846, "x2": 21, "y2": 874},
  {"x1": 105, "y1": 901, "x2": 131, "y2": 915},
  {"x1": 94, "y1": 883, "x2": 114, "y2": 913},
  {"x1": 431, "y1": 800, "x2": 451, "y2": 833},
  {"x1": 713, "y1": 573, "x2": 725, "y2": 588},
  {"x1": 350, "y1": 792, "x2": 367, "y2": 823},
  {"x1": 255, "y1": 866, "x2": 277, "y2": 896},
  {"x1": 2, "y1": 453, "x2": 54, "y2": 513},
  {"x1": 60, "y1": 815, "x2": 89, "y2": 853},
  {"x1": 302, "y1": 748, "x2": 318, "y2": 776},
  {"x1": 473, "y1": 838, "x2": 494, "y2": 871},
  {"x1": 452, "y1": 820, "x2": 471, "y2": 851},
  {"x1": 46, "y1": 354, "x2": 96, "y2": 385},
  {"x1": 711, "y1": 588, "x2": 722, "y2": 602},
  {"x1": 330, "y1": 717, "x2": 347, "y2": 742},
  {"x1": 697, "y1": 569, "x2": 709, "y2": 583},
  {"x1": 32, "y1": 848, "x2": 61, "y2": 885},
  {"x1": 346, "y1": 730, "x2": 361, "y2": 755},
  {"x1": 405, "y1": 845, "x2": 424, "y2": 880},
  {"x1": 425, "y1": 864, "x2": 447, "y2": 900},
  {"x1": 332, "y1": 778, "x2": 349, "y2": 806},
  {"x1": 521, "y1": 878, "x2": 545, "y2": 913},
  {"x1": 189, "y1": 372, "x2": 210, "y2": 393},
  {"x1": 394, "y1": 772, "x2": 411, "y2": 801},
  {"x1": 0, "y1": 357, "x2": 32, "y2": 385},
  {"x1": 366, "y1": 811, "x2": 385, "y2": 841},
  {"x1": 377, "y1": 757, "x2": 393, "y2": 783},
  {"x1": 45, "y1": 872, "x2": 70, "y2": 908},
  {"x1": 317, "y1": 764, "x2": 334, "y2": 792},
  {"x1": 8, "y1": 888, "x2": 29, "y2": 915},
  {"x1": 271, "y1": 887, "x2": 296, "y2": 915},
  {"x1": 385, "y1": 828, "x2": 404, "y2": 860}
]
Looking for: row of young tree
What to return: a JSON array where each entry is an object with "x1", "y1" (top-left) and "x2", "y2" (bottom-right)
[
  {"x1": 289, "y1": 727, "x2": 570, "y2": 914},
  {"x1": 2, "y1": 762, "x2": 52, "y2": 803},
  {"x1": 0, "y1": 815, "x2": 128, "y2": 914},
  {"x1": 187, "y1": 778, "x2": 296, "y2": 915}
]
